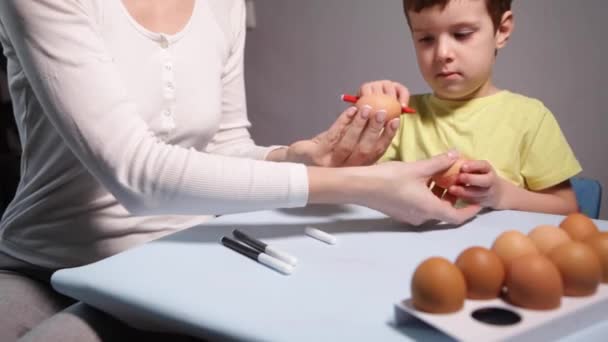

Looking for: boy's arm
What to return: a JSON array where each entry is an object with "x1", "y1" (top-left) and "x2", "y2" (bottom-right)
[
  {"x1": 503, "y1": 102, "x2": 581, "y2": 214},
  {"x1": 498, "y1": 179, "x2": 578, "y2": 215},
  {"x1": 451, "y1": 161, "x2": 579, "y2": 215}
]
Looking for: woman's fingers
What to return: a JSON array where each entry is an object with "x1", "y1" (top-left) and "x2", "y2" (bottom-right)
[
  {"x1": 343, "y1": 112, "x2": 395, "y2": 165},
  {"x1": 375, "y1": 118, "x2": 400, "y2": 155},
  {"x1": 325, "y1": 106, "x2": 357, "y2": 144},
  {"x1": 434, "y1": 202, "x2": 482, "y2": 225},
  {"x1": 331, "y1": 106, "x2": 371, "y2": 164}
]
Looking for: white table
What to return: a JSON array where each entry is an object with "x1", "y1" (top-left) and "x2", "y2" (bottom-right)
[{"x1": 51, "y1": 206, "x2": 608, "y2": 341}]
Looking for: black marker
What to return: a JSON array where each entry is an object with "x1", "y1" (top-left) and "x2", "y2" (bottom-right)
[
  {"x1": 233, "y1": 229, "x2": 298, "y2": 266},
  {"x1": 221, "y1": 236, "x2": 293, "y2": 275}
]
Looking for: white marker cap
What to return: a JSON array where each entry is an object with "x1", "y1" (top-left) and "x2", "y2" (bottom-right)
[
  {"x1": 265, "y1": 246, "x2": 298, "y2": 266},
  {"x1": 257, "y1": 253, "x2": 294, "y2": 275},
  {"x1": 305, "y1": 226, "x2": 337, "y2": 245}
]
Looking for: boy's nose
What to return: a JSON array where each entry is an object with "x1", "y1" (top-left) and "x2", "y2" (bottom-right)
[{"x1": 435, "y1": 37, "x2": 454, "y2": 63}]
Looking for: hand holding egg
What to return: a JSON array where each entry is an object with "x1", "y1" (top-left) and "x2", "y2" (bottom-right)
[
  {"x1": 429, "y1": 156, "x2": 468, "y2": 206},
  {"x1": 446, "y1": 159, "x2": 508, "y2": 210},
  {"x1": 285, "y1": 103, "x2": 399, "y2": 166}
]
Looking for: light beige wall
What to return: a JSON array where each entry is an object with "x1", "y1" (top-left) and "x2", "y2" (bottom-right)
[{"x1": 245, "y1": 0, "x2": 608, "y2": 219}]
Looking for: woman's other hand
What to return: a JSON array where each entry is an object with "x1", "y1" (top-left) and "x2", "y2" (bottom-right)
[{"x1": 284, "y1": 105, "x2": 400, "y2": 166}]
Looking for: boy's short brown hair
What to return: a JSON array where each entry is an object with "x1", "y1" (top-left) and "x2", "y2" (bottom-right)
[{"x1": 403, "y1": 0, "x2": 513, "y2": 31}]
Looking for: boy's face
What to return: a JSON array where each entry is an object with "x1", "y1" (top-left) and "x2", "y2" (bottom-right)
[{"x1": 408, "y1": 0, "x2": 512, "y2": 100}]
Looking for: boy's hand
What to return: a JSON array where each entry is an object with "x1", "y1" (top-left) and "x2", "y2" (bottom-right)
[
  {"x1": 359, "y1": 80, "x2": 411, "y2": 109},
  {"x1": 447, "y1": 160, "x2": 510, "y2": 209},
  {"x1": 285, "y1": 105, "x2": 399, "y2": 166}
]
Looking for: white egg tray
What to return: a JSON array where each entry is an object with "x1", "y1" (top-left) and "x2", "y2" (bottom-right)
[{"x1": 394, "y1": 284, "x2": 608, "y2": 341}]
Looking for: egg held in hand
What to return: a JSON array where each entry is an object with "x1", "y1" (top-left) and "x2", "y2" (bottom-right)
[
  {"x1": 411, "y1": 257, "x2": 467, "y2": 313},
  {"x1": 431, "y1": 157, "x2": 467, "y2": 189},
  {"x1": 355, "y1": 94, "x2": 403, "y2": 121}
]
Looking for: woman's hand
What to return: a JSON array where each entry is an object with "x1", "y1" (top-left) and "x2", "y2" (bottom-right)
[
  {"x1": 308, "y1": 151, "x2": 482, "y2": 225},
  {"x1": 362, "y1": 154, "x2": 482, "y2": 225},
  {"x1": 284, "y1": 105, "x2": 400, "y2": 166},
  {"x1": 280, "y1": 80, "x2": 411, "y2": 167}
]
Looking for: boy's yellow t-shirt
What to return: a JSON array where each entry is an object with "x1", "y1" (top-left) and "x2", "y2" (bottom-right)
[{"x1": 381, "y1": 91, "x2": 581, "y2": 190}]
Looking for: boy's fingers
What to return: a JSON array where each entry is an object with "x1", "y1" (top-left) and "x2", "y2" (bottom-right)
[
  {"x1": 359, "y1": 83, "x2": 373, "y2": 96},
  {"x1": 450, "y1": 185, "x2": 487, "y2": 200},
  {"x1": 394, "y1": 83, "x2": 411, "y2": 107},
  {"x1": 371, "y1": 82, "x2": 384, "y2": 94},
  {"x1": 458, "y1": 173, "x2": 492, "y2": 188},
  {"x1": 382, "y1": 82, "x2": 397, "y2": 98},
  {"x1": 462, "y1": 160, "x2": 491, "y2": 173}
]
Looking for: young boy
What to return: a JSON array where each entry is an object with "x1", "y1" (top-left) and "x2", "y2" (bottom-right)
[{"x1": 367, "y1": 0, "x2": 581, "y2": 215}]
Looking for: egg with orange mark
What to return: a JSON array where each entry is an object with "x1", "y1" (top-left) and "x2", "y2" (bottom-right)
[
  {"x1": 559, "y1": 213, "x2": 599, "y2": 241},
  {"x1": 583, "y1": 232, "x2": 608, "y2": 283},
  {"x1": 455, "y1": 246, "x2": 505, "y2": 299},
  {"x1": 431, "y1": 157, "x2": 467, "y2": 189},
  {"x1": 505, "y1": 254, "x2": 563, "y2": 310},
  {"x1": 548, "y1": 241, "x2": 602, "y2": 296},
  {"x1": 528, "y1": 224, "x2": 571, "y2": 254},
  {"x1": 355, "y1": 94, "x2": 403, "y2": 121},
  {"x1": 491, "y1": 230, "x2": 539, "y2": 266},
  {"x1": 411, "y1": 257, "x2": 466, "y2": 313}
]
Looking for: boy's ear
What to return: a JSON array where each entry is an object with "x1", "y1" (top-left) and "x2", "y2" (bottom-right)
[{"x1": 495, "y1": 10, "x2": 514, "y2": 49}]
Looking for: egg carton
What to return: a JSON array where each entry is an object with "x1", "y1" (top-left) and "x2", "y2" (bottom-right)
[{"x1": 394, "y1": 284, "x2": 608, "y2": 341}]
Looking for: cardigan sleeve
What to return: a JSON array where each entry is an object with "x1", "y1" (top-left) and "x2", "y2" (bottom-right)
[
  {"x1": 204, "y1": 0, "x2": 283, "y2": 160},
  {"x1": 0, "y1": 0, "x2": 308, "y2": 215}
]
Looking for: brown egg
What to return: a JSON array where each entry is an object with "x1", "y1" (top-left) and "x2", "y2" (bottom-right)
[
  {"x1": 355, "y1": 94, "x2": 402, "y2": 121},
  {"x1": 491, "y1": 230, "x2": 539, "y2": 266},
  {"x1": 584, "y1": 232, "x2": 608, "y2": 283},
  {"x1": 559, "y1": 213, "x2": 599, "y2": 241},
  {"x1": 528, "y1": 224, "x2": 572, "y2": 254},
  {"x1": 455, "y1": 246, "x2": 505, "y2": 299},
  {"x1": 431, "y1": 157, "x2": 467, "y2": 189},
  {"x1": 548, "y1": 241, "x2": 602, "y2": 296},
  {"x1": 411, "y1": 257, "x2": 466, "y2": 313},
  {"x1": 505, "y1": 254, "x2": 563, "y2": 310}
]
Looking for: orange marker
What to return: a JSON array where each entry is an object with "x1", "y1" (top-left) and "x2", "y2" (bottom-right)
[{"x1": 341, "y1": 94, "x2": 416, "y2": 114}]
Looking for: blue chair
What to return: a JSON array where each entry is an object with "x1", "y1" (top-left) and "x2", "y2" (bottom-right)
[{"x1": 570, "y1": 177, "x2": 602, "y2": 219}]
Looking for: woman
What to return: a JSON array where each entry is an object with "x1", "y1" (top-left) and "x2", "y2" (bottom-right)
[{"x1": 0, "y1": 0, "x2": 480, "y2": 340}]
